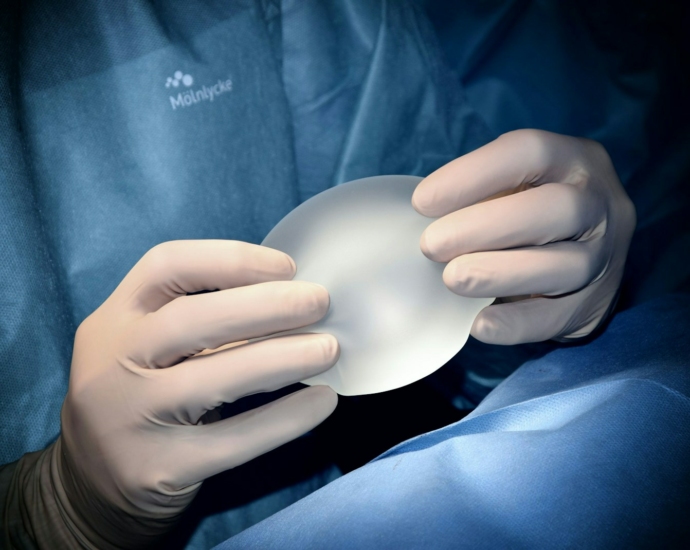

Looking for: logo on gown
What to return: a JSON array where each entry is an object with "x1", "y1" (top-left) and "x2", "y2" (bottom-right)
[
  {"x1": 165, "y1": 70, "x2": 233, "y2": 111},
  {"x1": 165, "y1": 71, "x2": 194, "y2": 88}
]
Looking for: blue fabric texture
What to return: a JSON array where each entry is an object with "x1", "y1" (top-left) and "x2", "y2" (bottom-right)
[{"x1": 217, "y1": 294, "x2": 690, "y2": 549}]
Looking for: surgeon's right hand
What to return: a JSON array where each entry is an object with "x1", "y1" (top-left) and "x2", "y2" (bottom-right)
[{"x1": 6, "y1": 240, "x2": 338, "y2": 549}]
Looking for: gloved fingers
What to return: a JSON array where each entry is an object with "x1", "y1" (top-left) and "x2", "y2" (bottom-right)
[
  {"x1": 421, "y1": 183, "x2": 605, "y2": 262},
  {"x1": 412, "y1": 130, "x2": 578, "y2": 218},
  {"x1": 113, "y1": 240, "x2": 296, "y2": 313},
  {"x1": 127, "y1": 281, "x2": 329, "y2": 368},
  {"x1": 470, "y1": 292, "x2": 590, "y2": 345},
  {"x1": 443, "y1": 240, "x2": 607, "y2": 298},
  {"x1": 170, "y1": 385, "x2": 337, "y2": 487},
  {"x1": 156, "y1": 333, "x2": 340, "y2": 424}
]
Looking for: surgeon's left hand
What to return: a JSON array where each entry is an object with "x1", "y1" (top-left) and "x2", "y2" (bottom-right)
[{"x1": 412, "y1": 129, "x2": 636, "y2": 344}]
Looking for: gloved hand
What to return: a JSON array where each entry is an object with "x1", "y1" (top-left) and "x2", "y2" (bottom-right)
[
  {"x1": 6, "y1": 240, "x2": 338, "y2": 549},
  {"x1": 412, "y1": 129, "x2": 636, "y2": 344}
]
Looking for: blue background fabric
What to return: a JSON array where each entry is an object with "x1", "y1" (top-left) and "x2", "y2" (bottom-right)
[
  {"x1": 1, "y1": 0, "x2": 689, "y2": 547},
  {"x1": 217, "y1": 295, "x2": 690, "y2": 549}
]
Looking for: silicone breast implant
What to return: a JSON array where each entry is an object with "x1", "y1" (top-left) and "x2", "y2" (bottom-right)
[{"x1": 262, "y1": 175, "x2": 493, "y2": 396}]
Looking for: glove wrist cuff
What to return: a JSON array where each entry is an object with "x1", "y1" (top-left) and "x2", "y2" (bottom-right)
[
  {"x1": 57, "y1": 436, "x2": 179, "y2": 549},
  {"x1": 3, "y1": 438, "x2": 98, "y2": 549}
]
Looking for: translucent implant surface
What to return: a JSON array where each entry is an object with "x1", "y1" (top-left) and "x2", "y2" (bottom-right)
[{"x1": 262, "y1": 175, "x2": 493, "y2": 396}]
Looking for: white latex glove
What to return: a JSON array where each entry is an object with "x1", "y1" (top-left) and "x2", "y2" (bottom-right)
[
  {"x1": 9, "y1": 240, "x2": 338, "y2": 549},
  {"x1": 412, "y1": 130, "x2": 636, "y2": 344}
]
